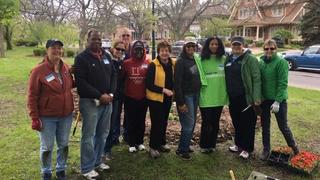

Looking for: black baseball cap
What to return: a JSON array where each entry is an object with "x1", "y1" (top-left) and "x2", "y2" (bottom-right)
[
  {"x1": 133, "y1": 41, "x2": 144, "y2": 49},
  {"x1": 46, "y1": 39, "x2": 64, "y2": 48},
  {"x1": 231, "y1": 36, "x2": 244, "y2": 45}
]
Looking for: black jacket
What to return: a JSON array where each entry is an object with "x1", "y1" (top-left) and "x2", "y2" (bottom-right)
[
  {"x1": 174, "y1": 53, "x2": 201, "y2": 106},
  {"x1": 74, "y1": 48, "x2": 117, "y2": 99}
]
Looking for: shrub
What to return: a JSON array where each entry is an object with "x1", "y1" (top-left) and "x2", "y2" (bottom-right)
[
  {"x1": 244, "y1": 38, "x2": 254, "y2": 46},
  {"x1": 26, "y1": 41, "x2": 38, "y2": 47},
  {"x1": 224, "y1": 41, "x2": 231, "y2": 47},
  {"x1": 255, "y1": 40, "x2": 264, "y2": 47},
  {"x1": 33, "y1": 48, "x2": 46, "y2": 57},
  {"x1": 15, "y1": 39, "x2": 38, "y2": 47},
  {"x1": 65, "y1": 49, "x2": 75, "y2": 57}
]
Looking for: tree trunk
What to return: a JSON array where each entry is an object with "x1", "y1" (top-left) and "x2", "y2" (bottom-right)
[
  {"x1": 0, "y1": 25, "x2": 5, "y2": 58},
  {"x1": 79, "y1": 29, "x2": 87, "y2": 51},
  {"x1": 4, "y1": 24, "x2": 13, "y2": 50}
]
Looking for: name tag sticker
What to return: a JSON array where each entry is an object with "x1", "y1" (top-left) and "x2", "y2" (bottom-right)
[
  {"x1": 45, "y1": 74, "x2": 55, "y2": 82},
  {"x1": 226, "y1": 62, "x2": 232, "y2": 67},
  {"x1": 103, "y1": 59, "x2": 110, "y2": 64}
]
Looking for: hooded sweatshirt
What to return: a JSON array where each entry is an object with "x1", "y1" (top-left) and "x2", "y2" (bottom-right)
[{"x1": 122, "y1": 41, "x2": 149, "y2": 100}]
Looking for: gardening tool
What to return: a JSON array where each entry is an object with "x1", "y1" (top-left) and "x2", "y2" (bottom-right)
[
  {"x1": 229, "y1": 170, "x2": 236, "y2": 180},
  {"x1": 242, "y1": 105, "x2": 252, "y2": 112},
  {"x1": 247, "y1": 171, "x2": 279, "y2": 180},
  {"x1": 72, "y1": 112, "x2": 81, "y2": 136}
]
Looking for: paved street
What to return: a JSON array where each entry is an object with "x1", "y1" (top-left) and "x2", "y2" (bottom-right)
[{"x1": 289, "y1": 70, "x2": 320, "y2": 90}]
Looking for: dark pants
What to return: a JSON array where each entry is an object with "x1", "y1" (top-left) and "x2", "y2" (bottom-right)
[
  {"x1": 199, "y1": 106, "x2": 223, "y2": 149},
  {"x1": 261, "y1": 100, "x2": 296, "y2": 152},
  {"x1": 104, "y1": 99, "x2": 122, "y2": 154},
  {"x1": 124, "y1": 96, "x2": 147, "y2": 147},
  {"x1": 148, "y1": 98, "x2": 172, "y2": 150},
  {"x1": 229, "y1": 95, "x2": 257, "y2": 153}
]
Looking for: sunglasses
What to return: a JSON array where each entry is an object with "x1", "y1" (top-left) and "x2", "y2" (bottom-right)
[
  {"x1": 122, "y1": 34, "x2": 130, "y2": 37},
  {"x1": 115, "y1": 47, "x2": 125, "y2": 52},
  {"x1": 264, "y1": 47, "x2": 276, "y2": 51}
]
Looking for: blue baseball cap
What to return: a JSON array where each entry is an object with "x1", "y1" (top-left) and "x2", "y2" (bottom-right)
[{"x1": 46, "y1": 39, "x2": 64, "y2": 48}]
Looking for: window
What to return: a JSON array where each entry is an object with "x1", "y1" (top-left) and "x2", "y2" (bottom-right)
[
  {"x1": 272, "y1": 6, "x2": 284, "y2": 17},
  {"x1": 304, "y1": 47, "x2": 319, "y2": 55},
  {"x1": 239, "y1": 8, "x2": 256, "y2": 19},
  {"x1": 245, "y1": 28, "x2": 252, "y2": 37}
]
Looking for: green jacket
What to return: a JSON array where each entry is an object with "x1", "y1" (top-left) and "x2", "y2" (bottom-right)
[
  {"x1": 259, "y1": 53, "x2": 288, "y2": 102},
  {"x1": 225, "y1": 51, "x2": 262, "y2": 105},
  {"x1": 195, "y1": 54, "x2": 229, "y2": 107}
]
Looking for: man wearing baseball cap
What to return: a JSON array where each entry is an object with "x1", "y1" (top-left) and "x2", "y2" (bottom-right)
[{"x1": 225, "y1": 36, "x2": 262, "y2": 159}]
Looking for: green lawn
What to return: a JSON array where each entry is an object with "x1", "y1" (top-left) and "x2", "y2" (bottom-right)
[{"x1": 0, "y1": 47, "x2": 319, "y2": 180}]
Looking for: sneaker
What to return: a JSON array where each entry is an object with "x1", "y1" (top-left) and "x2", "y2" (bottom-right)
[
  {"x1": 200, "y1": 148, "x2": 214, "y2": 154},
  {"x1": 105, "y1": 153, "x2": 113, "y2": 161},
  {"x1": 239, "y1": 151, "x2": 250, "y2": 159},
  {"x1": 138, "y1": 144, "x2": 146, "y2": 151},
  {"x1": 176, "y1": 150, "x2": 191, "y2": 160},
  {"x1": 56, "y1": 171, "x2": 66, "y2": 180},
  {"x1": 82, "y1": 170, "x2": 99, "y2": 179},
  {"x1": 149, "y1": 148, "x2": 160, "y2": 159},
  {"x1": 259, "y1": 150, "x2": 270, "y2": 161},
  {"x1": 159, "y1": 145, "x2": 171, "y2": 152},
  {"x1": 42, "y1": 173, "x2": 52, "y2": 180},
  {"x1": 97, "y1": 163, "x2": 110, "y2": 171},
  {"x1": 229, "y1": 145, "x2": 239, "y2": 152},
  {"x1": 129, "y1": 146, "x2": 137, "y2": 153}
]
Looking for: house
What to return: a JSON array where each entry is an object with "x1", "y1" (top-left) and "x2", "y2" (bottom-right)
[{"x1": 229, "y1": 0, "x2": 307, "y2": 41}]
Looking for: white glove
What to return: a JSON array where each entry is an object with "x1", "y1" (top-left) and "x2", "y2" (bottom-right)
[{"x1": 270, "y1": 101, "x2": 280, "y2": 113}]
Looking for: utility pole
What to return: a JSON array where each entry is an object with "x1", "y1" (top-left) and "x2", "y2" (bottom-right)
[{"x1": 152, "y1": 0, "x2": 156, "y2": 60}]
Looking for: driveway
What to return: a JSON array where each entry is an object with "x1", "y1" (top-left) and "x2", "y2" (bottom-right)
[{"x1": 289, "y1": 70, "x2": 320, "y2": 90}]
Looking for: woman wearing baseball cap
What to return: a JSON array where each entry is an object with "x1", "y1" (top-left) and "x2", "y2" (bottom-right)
[
  {"x1": 224, "y1": 36, "x2": 262, "y2": 159},
  {"x1": 27, "y1": 39, "x2": 74, "y2": 179}
]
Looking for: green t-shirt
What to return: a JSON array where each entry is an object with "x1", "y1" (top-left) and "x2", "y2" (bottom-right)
[{"x1": 198, "y1": 55, "x2": 229, "y2": 107}]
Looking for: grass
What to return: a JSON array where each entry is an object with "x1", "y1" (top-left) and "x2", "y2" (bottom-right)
[{"x1": 0, "y1": 47, "x2": 319, "y2": 180}]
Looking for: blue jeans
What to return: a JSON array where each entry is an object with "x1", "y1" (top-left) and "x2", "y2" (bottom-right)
[
  {"x1": 80, "y1": 98, "x2": 112, "y2": 173},
  {"x1": 39, "y1": 113, "x2": 73, "y2": 174},
  {"x1": 104, "y1": 99, "x2": 122, "y2": 154},
  {"x1": 177, "y1": 94, "x2": 199, "y2": 153}
]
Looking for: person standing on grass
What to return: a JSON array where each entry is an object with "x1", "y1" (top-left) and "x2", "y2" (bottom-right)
[
  {"x1": 74, "y1": 29, "x2": 116, "y2": 179},
  {"x1": 195, "y1": 37, "x2": 229, "y2": 154},
  {"x1": 174, "y1": 41, "x2": 201, "y2": 160},
  {"x1": 259, "y1": 39, "x2": 299, "y2": 160},
  {"x1": 103, "y1": 41, "x2": 126, "y2": 160},
  {"x1": 146, "y1": 41, "x2": 175, "y2": 158},
  {"x1": 225, "y1": 36, "x2": 262, "y2": 159},
  {"x1": 27, "y1": 39, "x2": 74, "y2": 180},
  {"x1": 122, "y1": 40, "x2": 149, "y2": 153}
]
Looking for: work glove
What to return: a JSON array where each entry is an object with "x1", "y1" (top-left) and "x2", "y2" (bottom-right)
[
  {"x1": 31, "y1": 118, "x2": 42, "y2": 131},
  {"x1": 270, "y1": 101, "x2": 280, "y2": 113}
]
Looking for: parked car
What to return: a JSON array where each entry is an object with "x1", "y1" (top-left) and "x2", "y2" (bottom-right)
[
  {"x1": 102, "y1": 38, "x2": 112, "y2": 49},
  {"x1": 282, "y1": 44, "x2": 320, "y2": 70},
  {"x1": 272, "y1": 36, "x2": 285, "y2": 48},
  {"x1": 225, "y1": 47, "x2": 252, "y2": 56},
  {"x1": 171, "y1": 40, "x2": 202, "y2": 57}
]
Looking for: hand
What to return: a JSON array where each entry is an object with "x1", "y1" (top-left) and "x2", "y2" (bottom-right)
[
  {"x1": 163, "y1": 88, "x2": 173, "y2": 97},
  {"x1": 270, "y1": 101, "x2": 280, "y2": 113},
  {"x1": 31, "y1": 118, "x2": 42, "y2": 131},
  {"x1": 254, "y1": 101, "x2": 261, "y2": 106},
  {"x1": 69, "y1": 65, "x2": 75, "y2": 74},
  {"x1": 178, "y1": 104, "x2": 188, "y2": 113},
  {"x1": 99, "y1": 94, "x2": 113, "y2": 104}
]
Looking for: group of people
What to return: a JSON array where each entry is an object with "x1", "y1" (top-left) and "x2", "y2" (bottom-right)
[{"x1": 27, "y1": 27, "x2": 299, "y2": 180}]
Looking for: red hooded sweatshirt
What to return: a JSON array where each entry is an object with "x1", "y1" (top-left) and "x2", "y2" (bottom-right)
[{"x1": 122, "y1": 41, "x2": 149, "y2": 100}]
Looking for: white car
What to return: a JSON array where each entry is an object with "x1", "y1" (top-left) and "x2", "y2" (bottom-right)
[{"x1": 102, "y1": 39, "x2": 112, "y2": 49}]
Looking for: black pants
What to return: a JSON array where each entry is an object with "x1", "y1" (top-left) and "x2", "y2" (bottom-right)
[
  {"x1": 199, "y1": 106, "x2": 223, "y2": 149},
  {"x1": 261, "y1": 100, "x2": 296, "y2": 151},
  {"x1": 124, "y1": 96, "x2": 147, "y2": 147},
  {"x1": 229, "y1": 95, "x2": 257, "y2": 153},
  {"x1": 148, "y1": 98, "x2": 172, "y2": 150}
]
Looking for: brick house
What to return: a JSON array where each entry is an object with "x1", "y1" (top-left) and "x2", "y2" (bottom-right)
[{"x1": 229, "y1": 0, "x2": 307, "y2": 41}]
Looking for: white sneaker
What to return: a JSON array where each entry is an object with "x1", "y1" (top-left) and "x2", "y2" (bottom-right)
[
  {"x1": 129, "y1": 146, "x2": 137, "y2": 153},
  {"x1": 97, "y1": 163, "x2": 110, "y2": 170},
  {"x1": 239, "y1": 151, "x2": 249, "y2": 159},
  {"x1": 82, "y1": 170, "x2": 99, "y2": 179},
  {"x1": 138, "y1": 144, "x2": 145, "y2": 151},
  {"x1": 229, "y1": 145, "x2": 239, "y2": 152}
]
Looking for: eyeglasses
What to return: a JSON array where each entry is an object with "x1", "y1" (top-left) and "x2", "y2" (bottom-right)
[
  {"x1": 122, "y1": 34, "x2": 130, "y2": 37},
  {"x1": 264, "y1": 47, "x2": 276, "y2": 51},
  {"x1": 115, "y1": 47, "x2": 125, "y2": 52}
]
